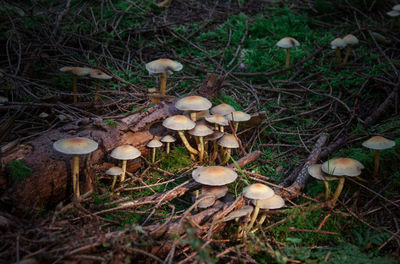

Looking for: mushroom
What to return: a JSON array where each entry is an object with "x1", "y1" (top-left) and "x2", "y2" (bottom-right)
[
  {"x1": 161, "y1": 135, "x2": 176, "y2": 155},
  {"x1": 105, "y1": 166, "x2": 124, "y2": 190},
  {"x1": 188, "y1": 123, "x2": 214, "y2": 163},
  {"x1": 53, "y1": 137, "x2": 98, "y2": 198},
  {"x1": 59, "y1": 66, "x2": 91, "y2": 104},
  {"x1": 147, "y1": 139, "x2": 163, "y2": 163},
  {"x1": 202, "y1": 185, "x2": 228, "y2": 199},
  {"x1": 322, "y1": 157, "x2": 364, "y2": 206},
  {"x1": 243, "y1": 183, "x2": 274, "y2": 231},
  {"x1": 110, "y1": 145, "x2": 141, "y2": 185},
  {"x1": 330, "y1": 38, "x2": 346, "y2": 65},
  {"x1": 387, "y1": 10, "x2": 400, "y2": 30},
  {"x1": 225, "y1": 111, "x2": 251, "y2": 133},
  {"x1": 276, "y1": 37, "x2": 300, "y2": 68},
  {"x1": 205, "y1": 130, "x2": 224, "y2": 162},
  {"x1": 308, "y1": 164, "x2": 338, "y2": 201},
  {"x1": 175, "y1": 95, "x2": 212, "y2": 122},
  {"x1": 221, "y1": 205, "x2": 254, "y2": 222},
  {"x1": 362, "y1": 136, "x2": 395, "y2": 181},
  {"x1": 197, "y1": 193, "x2": 217, "y2": 209},
  {"x1": 162, "y1": 115, "x2": 198, "y2": 156},
  {"x1": 211, "y1": 103, "x2": 235, "y2": 116},
  {"x1": 145, "y1": 59, "x2": 183, "y2": 100},
  {"x1": 251, "y1": 194, "x2": 285, "y2": 228},
  {"x1": 218, "y1": 133, "x2": 239, "y2": 165},
  {"x1": 205, "y1": 114, "x2": 229, "y2": 132},
  {"x1": 341, "y1": 34, "x2": 359, "y2": 66},
  {"x1": 89, "y1": 69, "x2": 112, "y2": 103}
]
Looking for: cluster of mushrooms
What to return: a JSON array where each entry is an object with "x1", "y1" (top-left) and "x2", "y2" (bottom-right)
[
  {"x1": 308, "y1": 135, "x2": 395, "y2": 206},
  {"x1": 330, "y1": 34, "x2": 359, "y2": 66}
]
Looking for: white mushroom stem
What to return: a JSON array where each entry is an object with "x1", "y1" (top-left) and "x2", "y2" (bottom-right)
[
  {"x1": 178, "y1": 131, "x2": 199, "y2": 155},
  {"x1": 120, "y1": 160, "x2": 127, "y2": 183},
  {"x1": 160, "y1": 72, "x2": 167, "y2": 96},
  {"x1": 94, "y1": 80, "x2": 100, "y2": 103},
  {"x1": 111, "y1": 175, "x2": 117, "y2": 190},
  {"x1": 335, "y1": 48, "x2": 341, "y2": 65},
  {"x1": 199, "y1": 136, "x2": 204, "y2": 163},
  {"x1": 72, "y1": 154, "x2": 80, "y2": 198},
  {"x1": 220, "y1": 149, "x2": 231, "y2": 166},
  {"x1": 342, "y1": 46, "x2": 352, "y2": 66},
  {"x1": 151, "y1": 148, "x2": 156, "y2": 163},
  {"x1": 220, "y1": 125, "x2": 224, "y2": 133},
  {"x1": 247, "y1": 199, "x2": 260, "y2": 231},
  {"x1": 234, "y1": 122, "x2": 239, "y2": 133},
  {"x1": 166, "y1": 142, "x2": 171, "y2": 154},
  {"x1": 323, "y1": 180, "x2": 331, "y2": 201},
  {"x1": 285, "y1": 48, "x2": 291, "y2": 68},
  {"x1": 373, "y1": 150, "x2": 380, "y2": 180},
  {"x1": 331, "y1": 177, "x2": 345, "y2": 206},
  {"x1": 73, "y1": 75, "x2": 78, "y2": 104}
]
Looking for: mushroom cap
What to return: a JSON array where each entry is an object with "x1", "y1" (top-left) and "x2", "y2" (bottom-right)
[
  {"x1": 205, "y1": 114, "x2": 229, "y2": 126},
  {"x1": 225, "y1": 111, "x2": 251, "y2": 122},
  {"x1": 175, "y1": 96, "x2": 212, "y2": 111},
  {"x1": 59, "y1": 66, "x2": 91, "y2": 76},
  {"x1": 147, "y1": 139, "x2": 163, "y2": 148},
  {"x1": 252, "y1": 194, "x2": 285, "y2": 209},
  {"x1": 161, "y1": 135, "x2": 176, "y2": 143},
  {"x1": 321, "y1": 157, "x2": 364, "y2": 177},
  {"x1": 110, "y1": 145, "x2": 141, "y2": 160},
  {"x1": 276, "y1": 37, "x2": 300, "y2": 48},
  {"x1": 0, "y1": 96, "x2": 8, "y2": 103},
  {"x1": 362, "y1": 136, "x2": 396, "y2": 150},
  {"x1": 192, "y1": 166, "x2": 238, "y2": 186},
  {"x1": 53, "y1": 137, "x2": 98, "y2": 155},
  {"x1": 197, "y1": 193, "x2": 216, "y2": 209},
  {"x1": 184, "y1": 109, "x2": 210, "y2": 120},
  {"x1": 387, "y1": 10, "x2": 400, "y2": 17},
  {"x1": 89, "y1": 69, "x2": 112, "y2": 80},
  {"x1": 162, "y1": 115, "x2": 196, "y2": 131},
  {"x1": 105, "y1": 166, "x2": 124, "y2": 176},
  {"x1": 221, "y1": 205, "x2": 254, "y2": 222},
  {"x1": 393, "y1": 4, "x2": 400, "y2": 11},
  {"x1": 205, "y1": 131, "x2": 224, "y2": 141},
  {"x1": 343, "y1": 34, "x2": 359, "y2": 45},
  {"x1": 145, "y1": 59, "x2": 183, "y2": 74},
  {"x1": 211, "y1": 104, "x2": 235, "y2": 116},
  {"x1": 188, "y1": 123, "x2": 214, "y2": 137},
  {"x1": 330, "y1": 38, "x2": 346, "y2": 49},
  {"x1": 218, "y1": 133, "x2": 239, "y2": 149},
  {"x1": 308, "y1": 164, "x2": 338, "y2": 181},
  {"x1": 243, "y1": 183, "x2": 274, "y2": 200},
  {"x1": 202, "y1": 185, "x2": 228, "y2": 199}
]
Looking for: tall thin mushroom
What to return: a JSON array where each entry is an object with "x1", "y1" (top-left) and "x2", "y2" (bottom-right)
[
  {"x1": 161, "y1": 135, "x2": 176, "y2": 155},
  {"x1": 89, "y1": 69, "x2": 112, "y2": 103},
  {"x1": 110, "y1": 145, "x2": 141, "y2": 185},
  {"x1": 330, "y1": 38, "x2": 346, "y2": 65},
  {"x1": 276, "y1": 37, "x2": 300, "y2": 69},
  {"x1": 188, "y1": 123, "x2": 214, "y2": 163},
  {"x1": 218, "y1": 133, "x2": 239, "y2": 165},
  {"x1": 341, "y1": 34, "x2": 359, "y2": 66},
  {"x1": 147, "y1": 139, "x2": 163, "y2": 163},
  {"x1": 308, "y1": 164, "x2": 338, "y2": 201},
  {"x1": 59, "y1": 66, "x2": 91, "y2": 104}
]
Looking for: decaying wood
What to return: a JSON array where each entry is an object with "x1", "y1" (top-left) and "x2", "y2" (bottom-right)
[{"x1": 198, "y1": 73, "x2": 225, "y2": 98}]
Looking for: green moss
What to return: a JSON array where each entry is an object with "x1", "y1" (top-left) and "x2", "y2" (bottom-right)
[
  {"x1": 6, "y1": 159, "x2": 33, "y2": 184},
  {"x1": 104, "y1": 119, "x2": 118, "y2": 129}
]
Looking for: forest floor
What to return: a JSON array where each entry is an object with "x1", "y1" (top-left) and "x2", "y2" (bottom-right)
[{"x1": 0, "y1": 0, "x2": 399, "y2": 263}]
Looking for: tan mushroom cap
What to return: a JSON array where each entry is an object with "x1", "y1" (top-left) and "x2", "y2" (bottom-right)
[
  {"x1": 105, "y1": 166, "x2": 124, "y2": 176},
  {"x1": 221, "y1": 205, "x2": 254, "y2": 222},
  {"x1": 362, "y1": 136, "x2": 395, "y2": 150},
  {"x1": 202, "y1": 185, "x2": 228, "y2": 199},
  {"x1": 188, "y1": 123, "x2": 214, "y2": 137},
  {"x1": 331, "y1": 38, "x2": 346, "y2": 49},
  {"x1": 218, "y1": 133, "x2": 239, "y2": 149},
  {"x1": 276, "y1": 37, "x2": 300, "y2": 48},
  {"x1": 211, "y1": 104, "x2": 235, "y2": 116},
  {"x1": 321, "y1": 157, "x2": 364, "y2": 177},
  {"x1": 343, "y1": 34, "x2": 359, "y2": 45},
  {"x1": 59, "y1": 66, "x2": 91, "y2": 76},
  {"x1": 175, "y1": 96, "x2": 212, "y2": 111},
  {"x1": 192, "y1": 166, "x2": 238, "y2": 186},
  {"x1": 225, "y1": 111, "x2": 251, "y2": 122},
  {"x1": 161, "y1": 135, "x2": 176, "y2": 143},
  {"x1": 205, "y1": 114, "x2": 229, "y2": 126},
  {"x1": 89, "y1": 69, "x2": 112, "y2": 80},
  {"x1": 308, "y1": 164, "x2": 338, "y2": 181},
  {"x1": 110, "y1": 145, "x2": 141, "y2": 160},
  {"x1": 147, "y1": 139, "x2": 163, "y2": 148},
  {"x1": 53, "y1": 137, "x2": 98, "y2": 155},
  {"x1": 162, "y1": 115, "x2": 196, "y2": 131},
  {"x1": 387, "y1": 10, "x2": 400, "y2": 17},
  {"x1": 393, "y1": 4, "x2": 400, "y2": 11},
  {"x1": 145, "y1": 58, "x2": 183, "y2": 74},
  {"x1": 243, "y1": 183, "x2": 274, "y2": 200},
  {"x1": 197, "y1": 193, "x2": 216, "y2": 209},
  {"x1": 252, "y1": 194, "x2": 285, "y2": 209},
  {"x1": 205, "y1": 131, "x2": 224, "y2": 141}
]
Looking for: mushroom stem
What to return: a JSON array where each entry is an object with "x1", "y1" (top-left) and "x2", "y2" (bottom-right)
[
  {"x1": 111, "y1": 175, "x2": 117, "y2": 190},
  {"x1": 331, "y1": 177, "x2": 345, "y2": 206},
  {"x1": 94, "y1": 80, "x2": 100, "y2": 103},
  {"x1": 178, "y1": 131, "x2": 199, "y2": 155},
  {"x1": 247, "y1": 199, "x2": 260, "y2": 231},
  {"x1": 166, "y1": 142, "x2": 171, "y2": 155},
  {"x1": 199, "y1": 136, "x2": 204, "y2": 163},
  {"x1": 73, "y1": 75, "x2": 78, "y2": 104},
  {"x1": 120, "y1": 160, "x2": 127, "y2": 183},
  {"x1": 151, "y1": 148, "x2": 156, "y2": 163},
  {"x1": 342, "y1": 46, "x2": 352, "y2": 66},
  {"x1": 335, "y1": 48, "x2": 341, "y2": 65},
  {"x1": 373, "y1": 150, "x2": 380, "y2": 180},
  {"x1": 72, "y1": 154, "x2": 80, "y2": 198},
  {"x1": 234, "y1": 122, "x2": 239, "y2": 133},
  {"x1": 220, "y1": 126, "x2": 224, "y2": 133},
  {"x1": 190, "y1": 112, "x2": 197, "y2": 122},
  {"x1": 285, "y1": 48, "x2": 290, "y2": 68},
  {"x1": 220, "y1": 149, "x2": 231, "y2": 166},
  {"x1": 323, "y1": 180, "x2": 331, "y2": 201},
  {"x1": 258, "y1": 213, "x2": 267, "y2": 226},
  {"x1": 160, "y1": 72, "x2": 167, "y2": 96},
  {"x1": 212, "y1": 140, "x2": 218, "y2": 162}
]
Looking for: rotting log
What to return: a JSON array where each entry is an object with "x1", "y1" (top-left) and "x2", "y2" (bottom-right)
[{"x1": 0, "y1": 101, "x2": 180, "y2": 207}]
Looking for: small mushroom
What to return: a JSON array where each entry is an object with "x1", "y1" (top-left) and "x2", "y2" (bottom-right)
[
  {"x1": 53, "y1": 137, "x2": 98, "y2": 198},
  {"x1": 205, "y1": 131, "x2": 224, "y2": 162},
  {"x1": 218, "y1": 133, "x2": 239, "y2": 165},
  {"x1": 341, "y1": 34, "x2": 359, "y2": 66},
  {"x1": 161, "y1": 135, "x2": 176, "y2": 155},
  {"x1": 251, "y1": 194, "x2": 285, "y2": 228},
  {"x1": 89, "y1": 69, "x2": 112, "y2": 103},
  {"x1": 308, "y1": 164, "x2": 338, "y2": 201},
  {"x1": 205, "y1": 114, "x2": 229, "y2": 132},
  {"x1": 202, "y1": 185, "x2": 228, "y2": 199},
  {"x1": 197, "y1": 193, "x2": 217, "y2": 209},
  {"x1": 362, "y1": 136, "x2": 395, "y2": 181},
  {"x1": 188, "y1": 123, "x2": 214, "y2": 163},
  {"x1": 387, "y1": 10, "x2": 400, "y2": 30},
  {"x1": 211, "y1": 103, "x2": 235, "y2": 116},
  {"x1": 221, "y1": 205, "x2": 254, "y2": 222},
  {"x1": 59, "y1": 66, "x2": 92, "y2": 104},
  {"x1": 175, "y1": 95, "x2": 212, "y2": 122},
  {"x1": 110, "y1": 145, "x2": 141, "y2": 185},
  {"x1": 147, "y1": 139, "x2": 163, "y2": 163},
  {"x1": 276, "y1": 37, "x2": 300, "y2": 68},
  {"x1": 330, "y1": 38, "x2": 346, "y2": 65},
  {"x1": 225, "y1": 111, "x2": 251, "y2": 133},
  {"x1": 105, "y1": 166, "x2": 124, "y2": 190}
]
